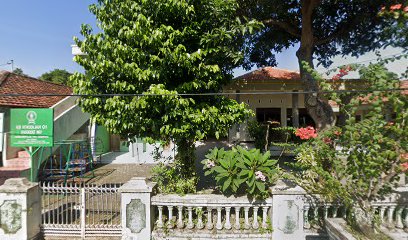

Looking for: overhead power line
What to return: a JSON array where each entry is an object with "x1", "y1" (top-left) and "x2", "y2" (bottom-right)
[
  {"x1": 317, "y1": 52, "x2": 407, "y2": 72},
  {"x1": 0, "y1": 88, "x2": 407, "y2": 97}
]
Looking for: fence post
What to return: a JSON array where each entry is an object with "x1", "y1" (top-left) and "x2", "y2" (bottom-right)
[
  {"x1": 119, "y1": 177, "x2": 156, "y2": 240},
  {"x1": 80, "y1": 188, "x2": 86, "y2": 239},
  {"x1": 270, "y1": 179, "x2": 306, "y2": 240},
  {"x1": 0, "y1": 178, "x2": 41, "y2": 240}
]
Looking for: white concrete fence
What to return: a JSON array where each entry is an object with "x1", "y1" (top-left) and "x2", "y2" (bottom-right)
[{"x1": 1, "y1": 177, "x2": 408, "y2": 239}]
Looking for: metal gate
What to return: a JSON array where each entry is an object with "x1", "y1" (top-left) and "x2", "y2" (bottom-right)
[{"x1": 40, "y1": 182, "x2": 122, "y2": 238}]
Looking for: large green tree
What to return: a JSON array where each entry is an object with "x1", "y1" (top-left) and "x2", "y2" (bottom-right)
[
  {"x1": 71, "y1": 0, "x2": 256, "y2": 177},
  {"x1": 39, "y1": 69, "x2": 72, "y2": 85},
  {"x1": 237, "y1": 0, "x2": 400, "y2": 129}
]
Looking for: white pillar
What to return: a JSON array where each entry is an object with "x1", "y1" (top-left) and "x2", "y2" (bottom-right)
[
  {"x1": 271, "y1": 179, "x2": 306, "y2": 240},
  {"x1": 120, "y1": 177, "x2": 156, "y2": 240},
  {"x1": 0, "y1": 178, "x2": 41, "y2": 240}
]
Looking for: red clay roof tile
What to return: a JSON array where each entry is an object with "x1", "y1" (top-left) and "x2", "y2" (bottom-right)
[
  {"x1": 235, "y1": 67, "x2": 301, "y2": 81},
  {"x1": 0, "y1": 70, "x2": 72, "y2": 108}
]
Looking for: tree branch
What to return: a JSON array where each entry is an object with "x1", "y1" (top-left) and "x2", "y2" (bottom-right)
[
  {"x1": 262, "y1": 19, "x2": 301, "y2": 38},
  {"x1": 368, "y1": 145, "x2": 402, "y2": 201},
  {"x1": 315, "y1": 13, "x2": 367, "y2": 46}
]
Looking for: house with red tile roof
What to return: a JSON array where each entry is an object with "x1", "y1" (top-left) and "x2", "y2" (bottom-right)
[
  {"x1": 224, "y1": 67, "x2": 309, "y2": 142},
  {"x1": 0, "y1": 70, "x2": 72, "y2": 108},
  {"x1": 0, "y1": 70, "x2": 90, "y2": 184},
  {"x1": 224, "y1": 67, "x2": 407, "y2": 142}
]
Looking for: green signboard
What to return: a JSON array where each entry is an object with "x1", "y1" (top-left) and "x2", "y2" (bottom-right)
[{"x1": 10, "y1": 108, "x2": 54, "y2": 147}]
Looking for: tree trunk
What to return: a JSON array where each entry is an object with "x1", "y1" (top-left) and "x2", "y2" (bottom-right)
[
  {"x1": 296, "y1": 0, "x2": 335, "y2": 130},
  {"x1": 175, "y1": 138, "x2": 196, "y2": 178},
  {"x1": 352, "y1": 202, "x2": 378, "y2": 238}
]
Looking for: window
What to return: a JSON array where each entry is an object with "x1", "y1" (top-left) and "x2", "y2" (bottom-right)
[
  {"x1": 256, "y1": 108, "x2": 281, "y2": 123},
  {"x1": 287, "y1": 108, "x2": 315, "y2": 127}
]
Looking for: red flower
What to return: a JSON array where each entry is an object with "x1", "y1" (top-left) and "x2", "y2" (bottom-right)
[
  {"x1": 401, "y1": 153, "x2": 408, "y2": 160},
  {"x1": 390, "y1": 4, "x2": 402, "y2": 10},
  {"x1": 400, "y1": 162, "x2": 408, "y2": 172},
  {"x1": 295, "y1": 126, "x2": 318, "y2": 140},
  {"x1": 323, "y1": 137, "x2": 332, "y2": 144},
  {"x1": 404, "y1": 6, "x2": 408, "y2": 12},
  {"x1": 334, "y1": 130, "x2": 341, "y2": 136},
  {"x1": 332, "y1": 75, "x2": 340, "y2": 81}
]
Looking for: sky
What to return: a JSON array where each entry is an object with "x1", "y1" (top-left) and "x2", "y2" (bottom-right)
[
  {"x1": 0, "y1": 1, "x2": 96, "y2": 77},
  {"x1": 0, "y1": 1, "x2": 405, "y2": 79},
  {"x1": 0, "y1": 0, "x2": 298, "y2": 78}
]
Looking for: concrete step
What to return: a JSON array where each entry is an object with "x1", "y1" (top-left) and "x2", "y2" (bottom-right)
[
  {"x1": 18, "y1": 150, "x2": 31, "y2": 158},
  {"x1": 3, "y1": 157, "x2": 30, "y2": 168},
  {"x1": 0, "y1": 166, "x2": 30, "y2": 186}
]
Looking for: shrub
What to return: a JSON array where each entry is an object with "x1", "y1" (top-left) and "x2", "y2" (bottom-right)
[
  {"x1": 202, "y1": 146, "x2": 280, "y2": 199},
  {"x1": 248, "y1": 120, "x2": 300, "y2": 152},
  {"x1": 152, "y1": 163, "x2": 197, "y2": 195},
  {"x1": 294, "y1": 62, "x2": 408, "y2": 236}
]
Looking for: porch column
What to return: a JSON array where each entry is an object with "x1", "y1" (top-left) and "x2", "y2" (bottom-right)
[
  {"x1": 280, "y1": 108, "x2": 287, "y2": 127},
  {"x1": 292, "y1": 91, "x2": 299, "y2": 128}
]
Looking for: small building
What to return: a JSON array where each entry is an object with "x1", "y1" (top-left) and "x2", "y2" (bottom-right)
[
  {"x1": 224, "y1": 67, "x2": 313, "y2": 142},
  {"x1": 225, "y1": 66, "x2": 408, "y2": 143},
  {"x1": 0, "y1": 71, "x2": 90, "y2": 184}
]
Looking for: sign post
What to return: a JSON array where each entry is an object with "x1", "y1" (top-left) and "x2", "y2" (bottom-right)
[{"x1": 10, "y1": 108, "x2": 53, "y2": 182}]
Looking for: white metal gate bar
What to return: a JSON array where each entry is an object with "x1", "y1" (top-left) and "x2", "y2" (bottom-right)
[{"x1": 40, "y1": 182, "x2": 122, "y2": 238}]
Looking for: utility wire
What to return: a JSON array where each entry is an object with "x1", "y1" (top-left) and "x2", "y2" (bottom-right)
[
  {"x1": 316, "y1": 52, "x2": 407, "y2": 72},
  {"x1": 0, "y1": 88, "x2": 406, "y2": 97}
]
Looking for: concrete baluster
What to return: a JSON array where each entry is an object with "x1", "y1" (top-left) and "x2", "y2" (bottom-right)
[
  {"x1": 387, "y1": 206, "x2": 395, "y2": 228},
  {"x1": 323, "y1": 205, "x2": 329, "y2": 219},
  {"x1": 262, "y1": 207, "x2": 269, "y2": 229},
  {"x1": 206, "y1": 207, "x2": 214, "y2": 230},
  {"x1": 168, "y1": 206, "x2": 174, "y2": 228},
  {"x1": 196, "y1": 207, "x2": 204, "y2": 229},
  {"x1": 313, "y1": 207, "x2": 319, "y2": 229},
  {"x1": 252, "y1": 206, "x2": 259, "y2": 229},
  {"x1": 224, "y1": 207, "x2": 232, "y2": 230},
  {"x1": 157, "y1": 206, "x2": 164, "y2": 228},
  {"x1": 304, "y1": 205, "x2": 311, "y2": 229},
  {"x1": 177, "y1": 206, "x2": 184, "y2": 229},
  {"x1": 234, "y1": 207, "x2": 241, "y2": 230},
  {"x1": 216, "y1": 207, "x2": 223, "y2": 230},
  {"x1": 332, "y1": 205, "x2": 338, "y2": 218},
  {"x1": 244, "y1": 207, "x2": 251, "y2": 229},
  {"x1": 379, "y1": 206, "x2": 386, "y2": 226},
  {"x1": 187, "y1": 206, "x2": 194, "y2": 229},
  {"x1": 395, "y1": 207, "x2": 404, "y2": 229}
]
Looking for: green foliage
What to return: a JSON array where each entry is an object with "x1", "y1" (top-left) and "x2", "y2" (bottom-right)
[
  {"x1": 39, "y1": 69, "x2": 73, "y2": 86},
  {"x1": 293, "y1": 63, "x2": 408, "y2": 214},
  {"x1": 71, "y1": 0, "x2": 259, "y2": 180},
  {"x1": 203, "y1": 147, "x2": 243, "y2": 193},
  {"x1": 202, "y1": 146, "x2": 280, "y2": 199},
  {"x1": 237, "y1": 0, "x2": 397, "y2": 68},
  {"x1": 152, "y1": 163, "x2": 197, "y2": 195},
  {"x1": 247, "y1": 120, "x2": 299, "y2": 151},
  {"x1": 379, "y1": 3, "x2": 408, "y2": 56},
  {"x1": 12, "y1": 68, "x2": 28, "y2": 77}
]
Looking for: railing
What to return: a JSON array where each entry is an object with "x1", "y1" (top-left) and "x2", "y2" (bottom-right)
[
  {"x1": 302, "y1": 189, "x2": 408, "y2": 231},
  {"x1": 151, "y1": 194, "x2": 273, "y2": 239},
  {"x1": 40, "y1": 182, "x2": 122, "y2": 238}
]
